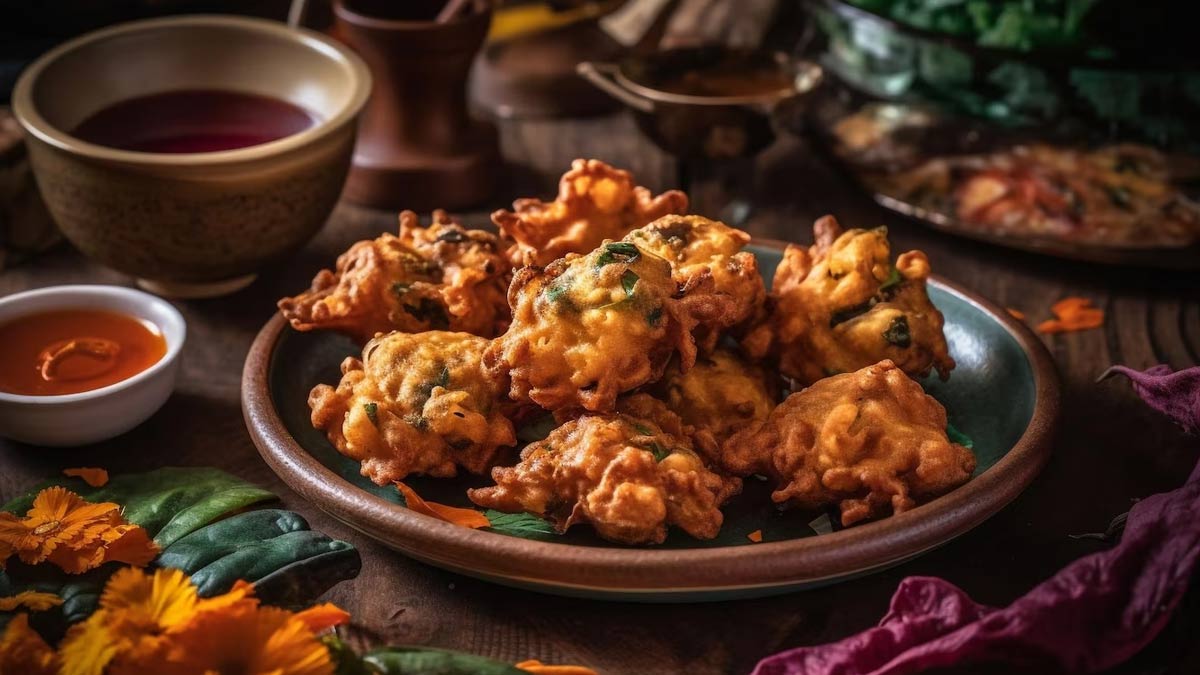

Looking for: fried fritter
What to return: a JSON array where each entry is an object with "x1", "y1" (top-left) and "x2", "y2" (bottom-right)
[
  {"x1": 744, "y1": 215, "x2": 954, "y2": 385},
  {"x1": 655, "y1": 348, "x2": 778, "y2": 449},
  {"x1": 468, "y1": 399, "x2": 741, "y2": 545},
  {"x1": 722, "y1": 360, "x2": 975, "y2": 526},
  {"x1": 492, "y1": 159, "x2": 689, "y2": 267},
  {"x1": 278, "y1": 210, "x2": 510, "y2": 343},
  {"x1": 484, "y1": 240, "x2": 733, "y2": 413},
  {"x1": 309, "y1": 331, "x2": 517, "y2": 484},
  {"x1": 625, "y1": 214, "x2": 766, "y2": 351}
]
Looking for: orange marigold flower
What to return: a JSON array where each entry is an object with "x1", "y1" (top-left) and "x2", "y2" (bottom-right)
[
  {"x1": 0, "y1": 486, "x2": 158, "y2": 574},
  {"x1": 0, "y1": 613, "x2": 58, "y2": 675},
  {"x1": 516, "y1": 659, "x2": 600, "y2": 675},
  {"x1": 58, "y1": 567, "x2": 259, "y2": 675},
  {"x1": 0, "y1": 590, "x2": 63, "y2": 612},
  {"x1": 158, "y1": 603, "x2": 342, "y2": 675},
  {"x1": 63, "y1": 467, "x2": 109, "y2": 487}
]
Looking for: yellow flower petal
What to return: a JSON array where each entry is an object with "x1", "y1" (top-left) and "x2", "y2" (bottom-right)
[
  {"x1": 100, "y1": 567, "x2": 199, "y2": 630},
  {"x1": 0, "y1": 590, "x2": 63, "y2": 612},
  {"x1": 59, "y1": 612, "x2": 120, "y2": 675},
  {"x1": 63, "y1": 467, "x2": 110, "y2": 487}
]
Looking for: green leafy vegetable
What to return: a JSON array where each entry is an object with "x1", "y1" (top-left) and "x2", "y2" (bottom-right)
[
  {"x1": 647, "y1": 442, "x2": 672, "y2": 462},
  {"x1": 620, "y1": 270, "x2": 639, "y2": 298},
  {"x1": 402, "y1": 298, "x2": 450, "y2": 329},
  {"x1": 364, "y1": 402, "x2": 379, "y2": 426},
  {"x1": 879, "y1": 266, "x2": 903, "y2": 292},
  {"x1": 364, "y1": 647, "x2": 528, "y2": 675},
  {"x1": 595, "y1": 242, "x2": 640, "y2": 268},
  {"x1": 483, "y1": 511, "x2": 559, "y2": 540},
  {"x1": 883, "y1": 315, "x2": 913, "y2": 348},
  {"x1": 646, "y1": 307, "x2": 663, "y2": 326},
  {"x1": 946, "y1": 421, "x2": 975, "y2": 449},
  {"x1": 544, "y1": 280, "x2": 571, "y2": 303}
]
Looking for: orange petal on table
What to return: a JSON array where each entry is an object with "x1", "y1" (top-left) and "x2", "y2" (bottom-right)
[
  {"x1": 63, "y1": 468, "x2": 109, "y2": 487},
  {"x1": 293, "y1": 602, "x2": 352, "y2": 633},
  {"x1": 395, "y1": 482, "x2": 491, "y2": 529},
  {"x1": 516, "y1": 659, "x2": 600, "y2": 675},
  {"x1": 1037, "y1": 297, "x2": 1104, "y2": 334},
  {"x1": 1006, "y1": 308, "x2": 1026, "y2": 321},
  {"x1": 747, "y1": 529, "x2": 763, "y2": 543}
]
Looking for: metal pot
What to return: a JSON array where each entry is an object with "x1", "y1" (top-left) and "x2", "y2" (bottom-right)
[{"x1": 578, "y1": 46, "x2": 822, "y2": 160}]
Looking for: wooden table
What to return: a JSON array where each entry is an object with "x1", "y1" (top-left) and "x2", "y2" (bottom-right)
[{"x1": 2, "y1": 113, "x2": 1198, "y2": 674}]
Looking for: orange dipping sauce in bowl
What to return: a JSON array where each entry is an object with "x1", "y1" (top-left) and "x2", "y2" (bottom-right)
[{"x1": 0, "y1": 309, "x2": 167, "y2": 396}]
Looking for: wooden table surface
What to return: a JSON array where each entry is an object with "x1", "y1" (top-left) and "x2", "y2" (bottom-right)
[{"x1": 2, "y1": 113, "x2": 1198, "y2": 674}]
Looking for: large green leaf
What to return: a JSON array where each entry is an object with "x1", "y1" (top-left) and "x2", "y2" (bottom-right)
[
  {"x1": 363, "y1": 647, "x2": 528, "y2": 675},
  {"x1": 2, "y1": 467, "x2": 276, "y2": 548}
]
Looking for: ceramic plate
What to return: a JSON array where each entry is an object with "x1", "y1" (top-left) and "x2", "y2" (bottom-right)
[{"x1": 242, "y1": 243, "x2": 1060, "y2": 601}]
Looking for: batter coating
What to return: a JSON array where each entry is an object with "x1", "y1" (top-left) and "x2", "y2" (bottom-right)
[
  {"x1": 744, "y1": 215, "x2": 954, "y2": 385},
  {"x1": 279, "y1": 210, "x2": 510, "y2": 343},
  {"x1": 485, "y1": 240, "x2": 732, "y2": 412},
  {"x1": 469, "y1": 402, "x2": 741, "y2": 545},
  {"x1": 493, "y1": 159, "x2": 689, "y2": 267},
  {"x1": 310, "y1": 331, "x2": 517, "y2": 484},
  {"x1": 625, "y1": 214, "x2": 766, "y2": 351},
  {"x1": 723, "y1": 360, "x2": 975, "y2": 526},
  {"x1": 655, "y1": 348, "x2": 778, "y2": 449}
]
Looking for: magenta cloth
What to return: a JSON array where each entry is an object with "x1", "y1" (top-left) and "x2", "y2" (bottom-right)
[
  {"x1": 753, "y1": 365, "x2": 1200, "y2": 675},
  {"x1": 1102, "y1": 365, "x2": 1200, "y2": 434}
]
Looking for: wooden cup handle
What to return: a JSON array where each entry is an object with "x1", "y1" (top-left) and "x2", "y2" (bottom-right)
[{"x1": 576, "y1": 62, "x2": 654, "y2": 114}]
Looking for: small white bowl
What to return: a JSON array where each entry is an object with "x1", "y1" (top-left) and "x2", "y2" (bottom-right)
[{"x1": 0, "y1": 285, "x2": 186, "y2": 446}]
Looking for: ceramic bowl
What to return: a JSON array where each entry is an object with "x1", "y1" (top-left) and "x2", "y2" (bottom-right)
[
  {"x1": 12, "y1": 15, "x2": 372, "y2": 298},
  {"x1": 0, "y1": 285, "x2": 186, "y2": 446}
]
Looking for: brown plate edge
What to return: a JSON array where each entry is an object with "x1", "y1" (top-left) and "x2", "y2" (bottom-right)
[{"x1": 241, "y1": 253, "x2": 1061, "y2": 596}]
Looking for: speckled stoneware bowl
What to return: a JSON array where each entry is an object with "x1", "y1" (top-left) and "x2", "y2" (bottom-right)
[{"x1": 12, "y1": 15, "x2": 371, "y2": 298}]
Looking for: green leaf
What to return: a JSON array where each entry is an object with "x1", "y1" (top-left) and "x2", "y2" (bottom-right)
[
  {"x1": 483, "y1": 511, "x2": 559, "y2": 541},
  {"x1": 882, "y1": 316, "x2": 912, "y2": 348},
  {"x1": 879, "y1": 266, "x2": 903, "y2": 292},
  {"x1": 364, "y1": 647, "x2": 528, "y2": 675},
  {"x1": 2, "y1": 467, "x2": 276, "y2": 549},
  {"x1": 595, "y1": 242, "x2": 640, "y2": 268},
  {"x1": 946, "y1": 421, "x2": 975, "y2": 449},
  {"x1": 325, "y1": 636, "x2": 375, "y2": 675},
  {"x1": 365, "y1": 403, "x2": 379, "y2": 426},
  {"x1": 620, "y1": 270, "x2": 639, "y2": 299},
  {"x1": 647, "y1": 442, "x2": 671, "y2": 462},
  {"x1": 646, "y1": 307, "x2": 663, "y2": 326}
]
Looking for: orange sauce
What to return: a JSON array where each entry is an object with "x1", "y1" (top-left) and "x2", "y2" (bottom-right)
[{"x1": 0, "y1": 309, "x2": 167, "y2": 396}]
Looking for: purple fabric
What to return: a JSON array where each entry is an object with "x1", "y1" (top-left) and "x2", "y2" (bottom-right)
[
  {"x1": 1102, "y1": 365, "x2": 1200, "y2": 434},
  {"x1": 753, "y1": 365, "x2": 1200, "y2": 675}
]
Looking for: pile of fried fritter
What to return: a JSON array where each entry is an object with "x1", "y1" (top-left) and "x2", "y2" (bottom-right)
[{"x1": 281, "y1": 159, "x2": 975, "y2": 545}]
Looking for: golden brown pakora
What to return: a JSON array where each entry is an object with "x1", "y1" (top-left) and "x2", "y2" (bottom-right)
[
  {"x1": 625, "y1": 214, "x2": 766, "y2": 351},
  {"x1": 743, "y1": 215, "x2": 955, "y2": 385},
  {"x1": 468, "y1": 399, "x2": 741, "y2": 545},
  {"x1": 654, "y1": 348, "x2": 778, "y2": 449},
  {"x1": 484, "y1": 240, "x2": 733, "y2": 413},
  {"x1": 492, "y1": 159, "x2": 689, "y2": 267},
  {"x1": 278, "y1": 210, "x2": 510, "y2": 344},
  {"x1": 722, "y1": 360, "x2": 975, "y2": 526},
  {"x1": 309, "y1": 331, "x2": 517, "y2": 484}
]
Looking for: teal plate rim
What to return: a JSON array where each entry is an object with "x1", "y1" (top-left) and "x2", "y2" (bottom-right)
[{"x1": 242, "y1": 241, "x2": 1061, "y2": 601}]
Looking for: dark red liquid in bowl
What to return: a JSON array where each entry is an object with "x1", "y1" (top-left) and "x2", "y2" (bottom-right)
[{"x1": 72, "y1": 89, "x2": 317, "y2": 153}]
